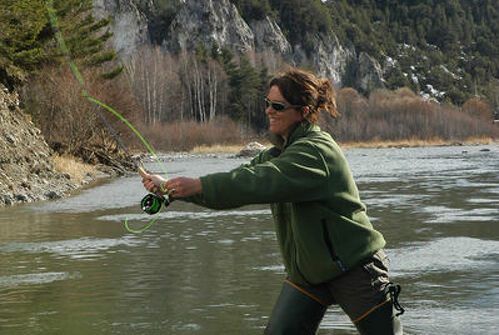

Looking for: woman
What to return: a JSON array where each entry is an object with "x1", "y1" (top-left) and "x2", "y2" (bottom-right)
[{"x1": 142, "y1": 67, "x2": 404, "y2": 334}]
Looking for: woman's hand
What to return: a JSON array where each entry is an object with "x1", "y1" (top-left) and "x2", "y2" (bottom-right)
[
  {"x1": 164, "y1": 177, "x2": 202, "y2": 198},
  {"x1": 142, "y1": 173, "x2": 202, "y2": 198},
  {"x1": 142, "y1": 173, "x2": 167, "y2": 195}
]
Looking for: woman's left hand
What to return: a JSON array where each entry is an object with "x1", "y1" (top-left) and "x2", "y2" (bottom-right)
[{"x1": 164, "y1": 177, "x2": 202, "y2": 198}]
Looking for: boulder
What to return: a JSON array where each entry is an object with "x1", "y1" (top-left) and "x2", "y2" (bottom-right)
[{"x1": 238, "y1": 141, "x2": 266, "y2": 157}]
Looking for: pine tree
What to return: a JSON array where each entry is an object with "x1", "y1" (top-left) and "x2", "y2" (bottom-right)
[
  {"x1": 47, "y1": 0, "x2": 122, "y2": 78},
  {"x1": 0, "y1": 0, "x2": 121, "y2": 89},
  {"x1": 0, "y1": 0, "x2": 49, "y2": 88}
]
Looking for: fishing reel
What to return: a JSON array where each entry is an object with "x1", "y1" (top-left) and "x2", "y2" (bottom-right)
[{"x1": 141, "y1": 193, "x2": 171, "y2": 215}]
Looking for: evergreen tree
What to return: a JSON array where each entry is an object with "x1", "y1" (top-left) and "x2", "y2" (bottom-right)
[
  {"x1": 47, "y1": 0, "x2": 122, "y2": 78},
  {"x1": 0, "y1": 0, "x2": 121, "y2": 89},
  {"x1": 231, "y1": 0, "x2": 274, "y2": 21},
  {"x1": 0, "y1": 0, "x2": 49, "y2": 88}
]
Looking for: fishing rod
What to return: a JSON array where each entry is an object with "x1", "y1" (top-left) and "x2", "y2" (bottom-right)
[{"x1": 45, "y1": 0, "x2": 170, "y2": 233}]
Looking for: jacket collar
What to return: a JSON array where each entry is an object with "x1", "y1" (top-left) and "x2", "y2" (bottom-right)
[{"x1": 268, "y1": 121, "x2": 319, "y2": 151}]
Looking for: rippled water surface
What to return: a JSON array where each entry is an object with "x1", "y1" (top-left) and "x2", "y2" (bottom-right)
[{"x1": 1, "y1": 145, "x2": 497, "y2": 334}]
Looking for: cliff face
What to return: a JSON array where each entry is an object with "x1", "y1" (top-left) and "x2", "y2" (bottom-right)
[
  {"x1": 164, "y1": 0, "x2": 255, "y2": 54},
  {"x1": 292, "y1": 32, "x2": 355, "y2": 87},
  {"x1": 0, "y1": 85, "x2": 79, "y2": 207},
  {"x1": 95, "y1": 0, "x2": 384, "y2": 89},
  {"x1": 356, "y1": 52, "x2": 385, "y2": 93},
  {"x1": 248, "y1": 16, "x2": 292, "y2": 56},
  {"x1": 93, "y1": 0, "x2": 150, "y2": 58}
]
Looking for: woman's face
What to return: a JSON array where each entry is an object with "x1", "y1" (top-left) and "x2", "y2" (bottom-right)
[{"x1": 265, "y1": 85, "x2": 303, "y2": 137}]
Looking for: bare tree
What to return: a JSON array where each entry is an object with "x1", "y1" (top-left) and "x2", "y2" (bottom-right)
[{"x1": 125, "y1": 46, "x2": 181, "y2": 124}]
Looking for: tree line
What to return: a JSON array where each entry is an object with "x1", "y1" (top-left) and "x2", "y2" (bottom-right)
[
  {"x1": 148, "y1": 0, "x2": 499, "y2": 107},
  {"x1": 324, "y1": 0, "x2": 498, "y2": 105},
  {"x1": 0, "y1": 0, "x2": 497, "y2": 157}
]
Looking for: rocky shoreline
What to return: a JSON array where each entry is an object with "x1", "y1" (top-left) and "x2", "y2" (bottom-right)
[{"x1": 0, "y1": 85, "x2": 129, "y2": 208}]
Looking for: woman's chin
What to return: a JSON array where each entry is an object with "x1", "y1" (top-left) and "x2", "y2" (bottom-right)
[{"x1": 269, "y1": 127, "x2": 282, "y2": 136}]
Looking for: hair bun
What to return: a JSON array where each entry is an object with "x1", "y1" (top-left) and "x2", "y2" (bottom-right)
[{"x1": 316, "y1": 79, "x2": 337, "y2": 118}]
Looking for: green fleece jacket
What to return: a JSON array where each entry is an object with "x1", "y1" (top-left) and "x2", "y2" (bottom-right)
[{"x1": 184, "y1": 121, "x2": 385, "y2": 285}]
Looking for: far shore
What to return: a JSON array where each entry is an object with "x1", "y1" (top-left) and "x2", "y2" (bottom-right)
[
  {"x1": 188, "y1": 136, "x2": 497, "y2": 155},
  {"x1": 55, "y1": 136, "x2": 497, "y2": 180}
]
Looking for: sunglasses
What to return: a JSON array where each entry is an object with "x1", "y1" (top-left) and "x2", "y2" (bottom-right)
[{"x1": 264, "y1": 97, "x2": 302, "y2": 112}]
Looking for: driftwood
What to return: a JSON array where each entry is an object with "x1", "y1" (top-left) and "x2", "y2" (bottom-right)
[
  {"x1": 51, "y1": 141, "x2": 138, "y2": 175},
  {"x1": 77, "y1": 145, "x2": 137, "y2": 174}
]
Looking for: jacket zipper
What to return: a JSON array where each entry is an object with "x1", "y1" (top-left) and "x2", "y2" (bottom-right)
[{"x1": 322, "y1": 219, "x2": 346, "y2": 272}]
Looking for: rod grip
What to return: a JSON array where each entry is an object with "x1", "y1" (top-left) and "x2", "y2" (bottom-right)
[
  {"x1": 138, "y1": 166, "x2": 148, "y2": 178},
  {"x1": 138, "y1": 166, "x2": 160, "y2": 193}
]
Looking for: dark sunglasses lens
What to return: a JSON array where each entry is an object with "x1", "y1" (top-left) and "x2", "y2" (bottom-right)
[
  {"x1": 265, "y1": 98, "x2": 286, "y2": 111},
  {"x1": 271, "y1": 102, "x2": 285, "y2": 111}
]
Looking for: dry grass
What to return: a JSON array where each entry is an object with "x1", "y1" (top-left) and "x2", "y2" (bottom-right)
[
  {"x1": 190, "y1": 144, "x2": 247, "y2": 155},
  {"x1": 189, "y1": 139, "x2": 273, "y2": 155},
  {"x1": 53, "y1": 154, "x2": 97, "y2": 184}
]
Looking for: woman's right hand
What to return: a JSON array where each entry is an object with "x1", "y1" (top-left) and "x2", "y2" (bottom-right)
[{"x1": 141, "y1": 173, "x2": 167, "y2": 195}]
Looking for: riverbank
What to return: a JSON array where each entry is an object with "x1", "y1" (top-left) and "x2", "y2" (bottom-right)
[
  {"x1": 188, "y1": 136, "x2": 497, "y2": 154},
  {"x1": 0, "y1": 85, "x2": 132, "y2": 208},
  {"x1": 338, "y1": 136, "x2": 497, "y2": 149}
]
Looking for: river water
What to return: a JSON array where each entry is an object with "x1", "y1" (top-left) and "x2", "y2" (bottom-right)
[{"x1": 0, "y1": 145, "x2": 497, "y2": 335}]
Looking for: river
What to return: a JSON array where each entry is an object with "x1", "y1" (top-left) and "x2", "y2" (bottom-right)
[{"x1": 0, "y1": 145, "x2": 497, "y2": 335}]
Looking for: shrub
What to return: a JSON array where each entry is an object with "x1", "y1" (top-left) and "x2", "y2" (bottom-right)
[
  {"x1": 140, "y1": 117, "x2": 255, "y2": 152},
  {"x1": 22, "y1": 65, "x2": 142, "y2": 154}
]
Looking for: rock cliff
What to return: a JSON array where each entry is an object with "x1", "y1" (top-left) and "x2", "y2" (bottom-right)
[
  {"x1": 93, "y1": 0, "x2": 150, "y2": 58},
  {"x1": 164, "y1": 0, "x2": 255, "y2": 54},
  {"x1": 95, "y1": 0, "x2": 384, "y2": 89},
  {"x1": 355, "y1": 52, "x2": 385, "y2": 92},
  {"x1": 248, "y1": 16, "x2": 292, "y2": 56},
  {"x1": 292, "y1": 32, "x2": 355, "y2": 87}
]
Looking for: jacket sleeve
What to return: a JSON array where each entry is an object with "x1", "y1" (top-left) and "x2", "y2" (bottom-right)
[
  {"x1": 180, "y1": 147, "x2": 269, "y2": 207},
  {"x1": 185, "y1": 141, "x2": 330, "y2": 209}
]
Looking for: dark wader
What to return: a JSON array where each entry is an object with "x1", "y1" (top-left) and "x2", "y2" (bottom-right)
[{"x1": 264, "y1": 250, "x2": 404, "y2": 335}]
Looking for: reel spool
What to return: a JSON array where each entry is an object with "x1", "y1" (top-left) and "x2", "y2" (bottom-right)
[{"x1": 141, "y1": 193, "x2": 171, "y2": 215}]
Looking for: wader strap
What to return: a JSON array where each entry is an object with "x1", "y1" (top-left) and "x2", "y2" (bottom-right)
[
  {"x1": 351, "y1": 298, "x2": 391, "y2": 323},
  {"x1": 283, "y1": 280, "x2": 329, "y2": 307},
  {"x1": 386, "y1": 283, "x2": 405, "y2": 316},
  {"x1": 352, "y1": 282, "x2": 405, "y2": 323}
]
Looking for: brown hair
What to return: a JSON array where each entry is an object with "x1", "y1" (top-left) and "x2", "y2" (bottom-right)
[{"x1": 269, "y1": 67, "x2": 338, "y2": 122}]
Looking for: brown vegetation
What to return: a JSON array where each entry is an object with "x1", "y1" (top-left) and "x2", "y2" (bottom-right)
[
  {"x1": 23, "y1": 65, "x2": 141, "y2": 152},
  {"x1": 339, "y1": 136, "x2": 495, "y2": 149},
  {"x1": 189, "y1": 144, "x2": 249, "y2": 155},
  {"x1": 139, "y1": 117, "x2": 255, "y2": 152},
  {"x1": 330, "y1": 87, "x2": 498, "y2": 143}
]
